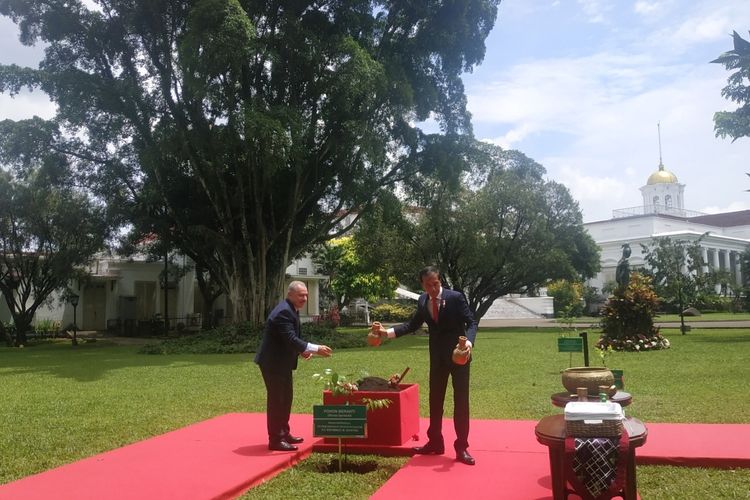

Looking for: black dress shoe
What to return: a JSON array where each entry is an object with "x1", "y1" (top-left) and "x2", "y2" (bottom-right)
[
  {"x1": 456, "y1": 450, "x2": 475, "y2": 465},
  {"x1": 284, "y1": 434, "x2": 304, "y2": 444},
  {"x1": 268, "y1": 440, "x2": 298, "y2": 451},
  {"x1": 413, "y1": 442, "x2": 445, "y2": 455}
]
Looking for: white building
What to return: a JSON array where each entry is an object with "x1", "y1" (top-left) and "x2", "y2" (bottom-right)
[
  {"x1": 584, "y1": 161, "x2": 750, "y2": 293},
  {"x1": 1, "y1": 253, "x2": 326, "y2": 333}
]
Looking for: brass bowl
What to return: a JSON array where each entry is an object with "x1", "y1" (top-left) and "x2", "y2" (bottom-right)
[{"x1": 561, "y1": 367, "x2": 616, "y2": 397}]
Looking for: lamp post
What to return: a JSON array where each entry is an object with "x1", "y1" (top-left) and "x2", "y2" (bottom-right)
[{"x1": 70, "y1": 294, "x2": 79, "y2": 346}]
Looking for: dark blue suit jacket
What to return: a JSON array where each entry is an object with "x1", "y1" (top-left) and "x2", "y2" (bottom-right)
[
  {"x1": 393, "y1": 288, "x2": 478, "y2": 364},
  {"x1": 254, "y1": 299, "x2": 308, "y2": 373}
]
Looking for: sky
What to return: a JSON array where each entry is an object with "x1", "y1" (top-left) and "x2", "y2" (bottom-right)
[{"x1": 1, "y1": 0, "x2": 749, "y2": 223}]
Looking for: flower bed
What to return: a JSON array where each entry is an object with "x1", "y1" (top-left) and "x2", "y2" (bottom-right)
[{"x1": 596, "y1": 332, "x2": 671, "y2": 352}]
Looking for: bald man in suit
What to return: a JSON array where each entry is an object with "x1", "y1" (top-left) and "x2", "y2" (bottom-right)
[{"x1": 255, "y1": 281, "x2": 332, "y2": 451}]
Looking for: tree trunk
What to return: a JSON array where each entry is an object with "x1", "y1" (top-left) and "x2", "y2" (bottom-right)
[
  {"x1": 473, "y1": 294, "x2": 501, "y2": 323},
  {"x1": 12, "y1": 313, "x2": 33, "y2": 347},
  {"x1": 227, "y1": 264, "x2": 287, "y2": 326}
]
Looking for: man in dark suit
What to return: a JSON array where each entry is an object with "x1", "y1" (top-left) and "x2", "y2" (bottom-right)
[
  {"x1": 255, "y1": 281, "x2": 332, "y2": 451},
  {"x1": 374, "y1": 266, "x2": 478, "y2": 465}
]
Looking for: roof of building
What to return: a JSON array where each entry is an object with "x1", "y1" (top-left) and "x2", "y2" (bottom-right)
[
  {"x1": 686, "y1": 210, "x2": 750, "y2": 228},
  {"x1": 646, "y1": 163, "x2": 678, "y2": 185}
]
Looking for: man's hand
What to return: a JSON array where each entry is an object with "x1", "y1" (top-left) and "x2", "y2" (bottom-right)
[
  {"x1": 371, "y1": 321, "x2": 387, "y2": 337},
  {"x1": 317, "y1": 345, "x2": 333, "y2": 357}
]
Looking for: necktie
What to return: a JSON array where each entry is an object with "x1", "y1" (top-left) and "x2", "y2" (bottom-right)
[{"x1": 432, "y1": 297, "x2": 439, "y2": 324}]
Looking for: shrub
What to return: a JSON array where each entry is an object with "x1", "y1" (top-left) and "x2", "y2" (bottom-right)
[
  {"x1": 1, "y1": 322, "x2": 15, "y2": 347},
  {"x1": 695, "y1": 295, "x2": 735, "y2": 313},
  {"x1": 140, "y1": 321, "x2": 368, "y2": 354},
  {"x1": 34, "y1": 319, "x2": 61, "y2": 337},
  {"x1": 547, "y1": 279, "x2": 585, "y2": 318},
  {"x1": 598, "y1": 272, "x2": 670, "y2": 352},
  {"x1": 302, "y1": 323, "x2": 368, "y2": 349},
  {"x1": 139, "y1": 322, "x2": 264, "y2": 354},
  {"x1": 370, "y1": 303, "x2": 416, "y2": 322}
]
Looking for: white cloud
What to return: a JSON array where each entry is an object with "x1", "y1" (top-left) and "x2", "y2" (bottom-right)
[
  {"x1": 481, "y1": 123, "x2": 535, "y2": 149},
  {"x1": 554, "y1": 164, "x2": 632, "y2": 218},
  {"x1": 634, "y1": 1, "x2": 662, "y2": 15},
  {"x1": 0, "y1": 91, "x2": 56, "y2": 121},
  {"x1": 467, "y1": 38, "x2": 750, "y2": 222},
  {"x1": 671, "y1": 12, "x2": 734, "y2": 45},
  {"x1": 577, "y1": 0, "x2": 612, "y2": 24},
  {"x1": 639, "y1": 2, "x2": 750, "y2": 56}
]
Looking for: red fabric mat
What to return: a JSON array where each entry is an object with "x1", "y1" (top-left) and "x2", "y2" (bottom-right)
[
  {"x1": 0, "y1": 413, "x2": 315, "y2": 500},
  {"x1": 1, "y1": 414, "x2": 747, "y2": 499},
  {"x1": 639, "y1": 422, "x2": 750, "y2": 468},
  {"x1": 371, "y1": 449, "x2": 556, "y2": 500}
]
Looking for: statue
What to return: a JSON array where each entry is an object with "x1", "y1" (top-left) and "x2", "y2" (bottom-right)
[{"x1": 615, "y1": 243, "x2": 631, "y2": 289}]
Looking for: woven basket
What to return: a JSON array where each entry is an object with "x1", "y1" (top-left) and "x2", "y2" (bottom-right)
[{"x1": 565, "y1": 419, "x2": 623, "y2": 437}]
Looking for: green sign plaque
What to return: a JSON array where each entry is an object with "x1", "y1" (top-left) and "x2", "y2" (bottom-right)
[
  {"x1": 313, "y1": 405, "x2": 367, "y2": 438},
  {"x1": 557, "y1": 337, "x2": 584, "y2": 353}
]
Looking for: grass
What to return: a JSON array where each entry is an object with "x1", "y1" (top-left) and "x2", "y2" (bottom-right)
[
  {"x1": 561, "y1": 312, "x2": 750, "y2": 323},
  {"x1": 1, "y1": 326, "x2": 749, "y2": 498},
  {"x1": 241, "y1": 453, "x2": 409, "y2": 500},
  {"x1": 652, "y1": 312, "x2": 750, "y2": 322}
]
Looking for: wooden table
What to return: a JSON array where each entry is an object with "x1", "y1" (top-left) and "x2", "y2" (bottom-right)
[
  {"x1": 550, "y1": 390, "x2": 633, "y2": 408},
  {"x1": 535, "y1": 414, "x2": 647, "y2": 500}
]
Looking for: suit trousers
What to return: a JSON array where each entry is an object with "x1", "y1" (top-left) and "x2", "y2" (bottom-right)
[
  {"x1": 427, "y1": 358, "x2": 470, "y2": 451},
  {"x1": 259, "y1": 365, "x2": 293, "y2": 442}
]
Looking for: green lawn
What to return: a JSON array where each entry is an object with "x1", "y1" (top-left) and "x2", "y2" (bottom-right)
[
  {"x1": 562, "y1": 312, "x2": 750, "y2": 323},
  {"x1": 1, "y1": 326, "x2": 749, "y2": 498},
  {"x1": 653, "y1": 312, "x2": 750, "y2": 322}
]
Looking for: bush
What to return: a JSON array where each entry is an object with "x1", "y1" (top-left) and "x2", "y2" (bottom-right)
[
  {"x1": 370, "y1": 303, "x2": 416, "y2": 322},
  {"x1": 139, "y1": 322, "x2": 264, "y2": 354},
  {"x1": 598, "y1": 272, "x2": 669, "y2": 351},
  {"x1": 140, "y1": 321, "x2": 368, "y2": 354},
  {"x1": 695, "y1": 295, "x2": 736, "y2": 313},
  {"x1": 1, "y1": 322, "x2": 15, "y2": 347},
  {"x1": 547, "y1": 279, "x2": 585, "y2": 318}
]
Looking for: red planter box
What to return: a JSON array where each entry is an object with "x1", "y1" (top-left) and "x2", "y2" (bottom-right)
[{"x1": 322, "y1": 383, "x2": 420, "y2": 446}]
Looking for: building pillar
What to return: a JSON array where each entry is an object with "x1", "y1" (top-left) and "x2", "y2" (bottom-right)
[
  {"x1": 712, "y1": 249, "x2": 721, "y2": 294},
  {"x1": 734, "y1": 252, "x2": 743, "y2": 289},
  {"x1": 682, "y1": 248, "x2": 689, "y2": 275},
  {"x1": 701, "y1": 247, "x2": 709, "y2": 274}
]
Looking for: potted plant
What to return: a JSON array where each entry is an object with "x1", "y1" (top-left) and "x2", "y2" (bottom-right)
[{"x1": 313, "y1": 368, "x2": 420, "y2": 447}]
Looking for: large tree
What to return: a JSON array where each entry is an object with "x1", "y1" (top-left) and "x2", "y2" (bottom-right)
[
  {"x1": 712, "y1": 30, "x2": 750, "y2": 141},
  {"x1": 359, "y1": 143, "x2": 601, "y2": 320},
  {"x1": 312, "y1": 236, "x2": 397, "y2": 309},
  {"x1": 640, "y1": 235, "x2": 716, "y2": 334},
  {"x1": 0, "y1": 0, "x2": 499, "y2": 324},
  {"x1": 0, "y1": 119, "x2": 109, "y2": 345}
]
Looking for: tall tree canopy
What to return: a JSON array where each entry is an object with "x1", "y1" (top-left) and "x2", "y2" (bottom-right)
[
  {"x1": 312, "y1": 236, "x2": 397, "y2": 309},
  {"x1": 357, "y1": 143, "x2": 600, "y2": 320},
  {"x1": 712, "y1": 30, "x2": 750, "y2": 141},
  {"x1": 0, "y1": 118, "x2": 109, "y2": 345},
  {"x1": 0, "y1": 0, "x2": 499, "y2": 324}
]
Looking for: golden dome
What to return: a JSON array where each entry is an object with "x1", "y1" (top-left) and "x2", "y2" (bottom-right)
[{"x1": 646, "y1": 164, "x2": 677, "y2": 185}]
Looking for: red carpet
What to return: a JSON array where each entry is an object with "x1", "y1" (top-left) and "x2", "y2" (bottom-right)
[
  {"x1": 0, "y1": 413, "x2": 315, "y2": 500},
  {"x1": 371, "y1": 419, "x2": 556, "y2": 500},
  {"x1": 1, "y1": 413, "x2": 748, "y2": 499},
  {"x1": 639, "y1": 422, "x2": 750, "y2": 468}
]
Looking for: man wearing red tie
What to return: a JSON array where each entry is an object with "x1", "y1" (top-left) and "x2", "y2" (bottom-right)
[{"x1": 373, "y1": 266, "x2": 478, "y2": 465}]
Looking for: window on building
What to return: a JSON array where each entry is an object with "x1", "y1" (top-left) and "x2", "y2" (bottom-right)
[{"x1": 665, "y1": 195, "x2": 672, "y2": 208}]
